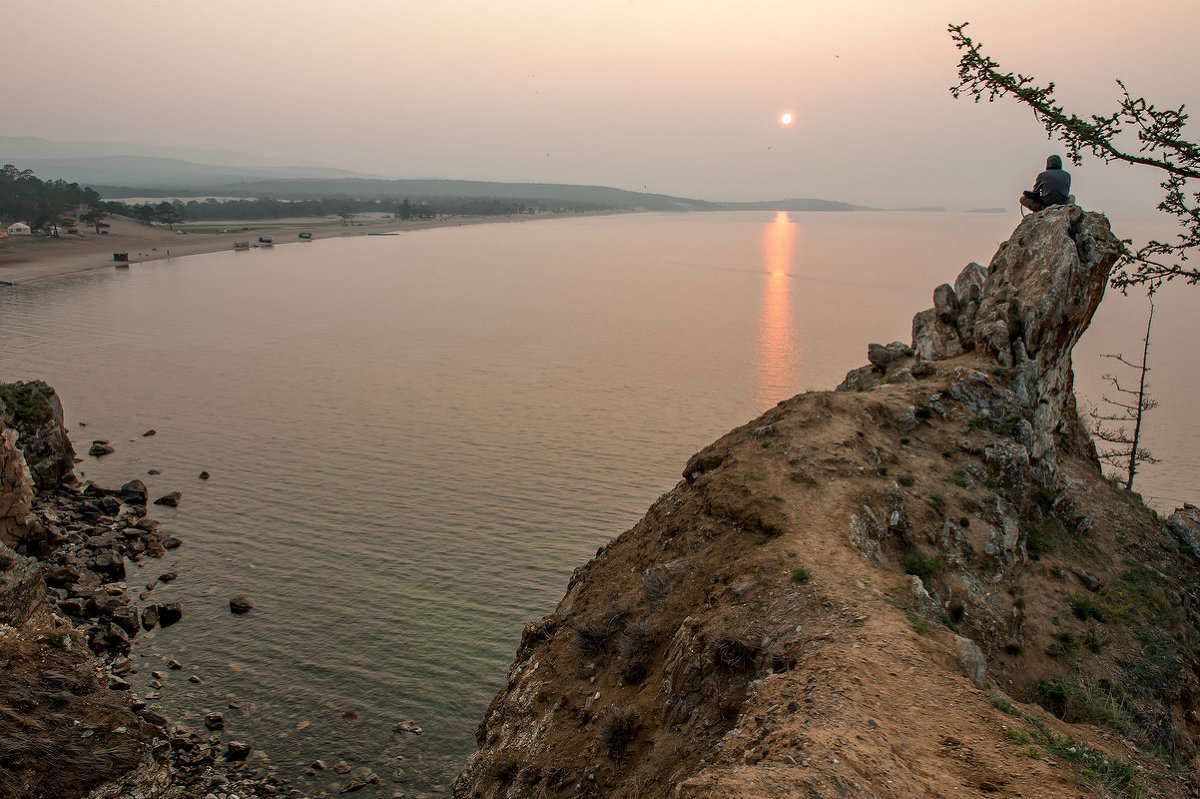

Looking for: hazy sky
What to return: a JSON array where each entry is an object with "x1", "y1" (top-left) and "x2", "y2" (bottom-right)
[{"x1": 5, "y1": 0, "x2": 1199, "y2": 213}]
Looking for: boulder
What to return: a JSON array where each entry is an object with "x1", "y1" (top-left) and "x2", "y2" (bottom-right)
[
  {"x1": 91, "y1": 622, "x2": 131, "y2": 655},
  {"x1": 95, "y1": 496, "x2": 122, "y2": 516},
  {"x1": 953, "y1": 261, "x2": 987, "y2": 334},
  {"x1": 119, "y1": 479, "x2": 149, "y2": 505},
  {"x1": 867, "y1": 341, "x2": 914, "y2": 370},
  {"x1": 911, "y1": 308, "x2": 962, "y2": 361},
  {"x1": 1164, "y1": 504, "x2": 1200, "y2": 560},
  {"x1": 0, "y1": 381, "x2": 76, "y2": 489},
  {"x1": 90, "y1": 550, "x2": 126, "y2": 580},
  {"x1": 89, "y1": 441, "x2": 115, "y2": 458},
  {"x1": 225, "y1": 741, "x2": 252, "y2": 761},
  {"x1": 954, "y1": 635, "x2": 988, "y2": 689},
  {"x1": 932, "y1": 283, "x2": 959, "y2": 321},
  {"x1": 153, "y1": 491, "x2": 182, "y2": 508},
  {"x1": 0, "y1": 428, "x2": 36, "y2": 548},
  {"x1": 0, "y1": 544, "x2": 53, "y2": 630},
  {"x1": 229, "y1": 595, "x2": 254, "y2": 615},
  {"x1": 155, "y1": 602, "x2": 183, "y2": 627},
  {"x1": 111, "y1": 606, "x2": 141, "y2": 636}
]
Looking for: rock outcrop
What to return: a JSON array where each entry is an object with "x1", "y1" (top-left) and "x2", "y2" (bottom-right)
[
  {"x1": 0, "y1": 380, "x2": 76, "y2": 491},
  {"x1": 0, "y1": 427, "x2": 36, "y2": 548},
  {"x1": 454, "y1": 209, "x2": 1200, "y2": 799},
  {"x1": 844, "y1": 205, "x2": 1120, "y2": 482}
]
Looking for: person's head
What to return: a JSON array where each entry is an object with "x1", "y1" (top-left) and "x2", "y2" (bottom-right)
[{"x1": 1046, "y1": 154, "x2": 1063, "y2": 170}]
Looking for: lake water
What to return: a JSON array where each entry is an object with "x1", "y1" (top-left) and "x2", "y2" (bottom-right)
[{"x1": 1, "y1": 210, "x2": 1195, "y2": 795}]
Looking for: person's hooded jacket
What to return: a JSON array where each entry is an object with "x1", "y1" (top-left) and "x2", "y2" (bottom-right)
[{"x1": 1034, "y1": 155, "x2": 1071, "y2": 205}]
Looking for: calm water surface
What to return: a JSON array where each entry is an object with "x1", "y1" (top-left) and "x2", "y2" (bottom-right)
[{"x1": 1, "y1": 211, "x2": 1194, "y2": 795}]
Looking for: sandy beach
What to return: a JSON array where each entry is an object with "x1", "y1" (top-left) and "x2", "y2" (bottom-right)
[{"x1": 0, "y1": 211, "x2": 573, "y2": 285}]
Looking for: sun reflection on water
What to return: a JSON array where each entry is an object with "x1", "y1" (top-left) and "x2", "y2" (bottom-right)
[{"x1": 755, "y1": 211, "x2": 800, "y2": 407}]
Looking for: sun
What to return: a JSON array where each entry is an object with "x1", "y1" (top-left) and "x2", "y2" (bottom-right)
[{"x1": 780, "y1": 112, "x2": 794, "y2": 126}]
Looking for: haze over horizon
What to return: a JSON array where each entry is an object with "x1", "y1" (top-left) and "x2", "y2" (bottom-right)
[{"x1": 4, "y1": 0, "x2": 1199, "y2": 216}]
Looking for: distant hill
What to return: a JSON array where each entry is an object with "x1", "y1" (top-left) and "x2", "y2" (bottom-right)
[
  {"x1": 1, "y1": 136, "x2": 872, "y2": 213},
  {"x1": 0, "y1": 135, "x2": 384, "y2": 173},
  {"x1": 124, "y1": 177, "x2": 724, "y2": 212},
  {"x1": 717, "y1": 198, "x2": 869, "y2": 212},
  {"x1": 9, "y1": 155, "x2": 384, "y2": 189}
]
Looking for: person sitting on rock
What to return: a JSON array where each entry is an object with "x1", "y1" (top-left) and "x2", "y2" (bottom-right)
[{"x1": 1020, "y1": 154, "x2": 1072, "y2": 213}]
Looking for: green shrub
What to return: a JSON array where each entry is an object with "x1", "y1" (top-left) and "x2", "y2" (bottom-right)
[
  {"x1": 906, "y1": 613, "x2": 929, "y2": 634},
  {"x1": 902, "y1": 549, "x2": 943, "y2": 585},
  {"x1": 1069, "y1": 593, "x2": 1108, "y2": 623},
  {"x1": 1084, "y1": 628, "x2": 1107, "y2": 653},
  {"x1": 1029, "y1": 678, "x2": 1134, "y2": 734},
  {"x1": 1025, "y1": 519, "x2": 1061, "y2": 560},
  {"x1": 1046, "y1": 631, "x2": 1078, "y2": 658}
]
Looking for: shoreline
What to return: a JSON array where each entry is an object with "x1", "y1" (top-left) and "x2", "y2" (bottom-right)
[{"x1": 0, "y1": 210, "x2": 613, "y2": 286}]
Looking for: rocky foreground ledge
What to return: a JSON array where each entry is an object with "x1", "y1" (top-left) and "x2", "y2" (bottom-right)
[
  {"x1": 0, "y1": 382, "x2": 285, "y2": 798},
  {"x1": 454, "y1": 207, "x2": 1200, "y2": 798}
]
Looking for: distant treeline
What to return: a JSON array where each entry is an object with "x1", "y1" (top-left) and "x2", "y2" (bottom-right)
[
  {"x1": 93, "y1": 177, "x2": 719, "y2": 212},
  {"x1": 0, "y1": 164, "x2": 103, "y2": 230},
  {"x1": 106, "y1": 195, "x2": 610, "y2": 224}
]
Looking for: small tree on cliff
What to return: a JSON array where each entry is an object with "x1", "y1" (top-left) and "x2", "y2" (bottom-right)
[
  {"x1": 1091, "y1": 291, "x2": 1159, "y2": 491},
  {"x1": 949, "y1": 23, "x2": 1200, "y2": 291}
]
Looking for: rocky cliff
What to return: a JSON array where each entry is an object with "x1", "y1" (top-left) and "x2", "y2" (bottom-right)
[
  {"x1": 0, "y1": 384, "x2": 280, "y2": 798},
  {"x1": 0, "y1": 381, "x2": 76, "y2": 493},
  {"x1": 454, "y1": 207, "x2": 1200, "y2": 798}
]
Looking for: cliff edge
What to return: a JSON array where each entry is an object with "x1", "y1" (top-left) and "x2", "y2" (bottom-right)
[{"x1": 454, "y1": 206, "x2": 1200, "y2": 798}]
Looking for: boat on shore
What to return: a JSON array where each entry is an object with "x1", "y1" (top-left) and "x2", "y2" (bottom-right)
[{"x1": 233, "y1": 241, "x2": 250, "y2": 250}]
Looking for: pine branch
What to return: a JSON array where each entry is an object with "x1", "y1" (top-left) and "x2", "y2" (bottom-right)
[{"x1": 949, "y1": 23, "x2": 1200, "y2": 289}]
